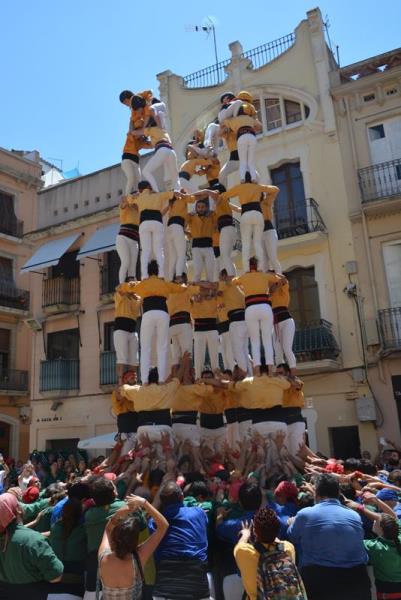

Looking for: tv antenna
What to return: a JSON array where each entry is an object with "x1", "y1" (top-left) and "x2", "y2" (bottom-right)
[{"x1": 186, "y1": 16, "x2": 220, "y2": 78}]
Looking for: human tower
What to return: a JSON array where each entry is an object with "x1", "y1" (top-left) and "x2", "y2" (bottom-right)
[{"x1": 111, "y1": 88, "x2": 305, "y2": 474}]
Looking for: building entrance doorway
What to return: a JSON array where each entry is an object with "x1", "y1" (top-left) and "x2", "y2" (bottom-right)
[{"x1": 0, "y1": 421, "x2": 11, "y2": 456}]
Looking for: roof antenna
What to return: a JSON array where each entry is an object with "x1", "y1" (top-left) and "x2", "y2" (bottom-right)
[{"x1": 185, "y1": 16, "x2": 220, "y2": 80}]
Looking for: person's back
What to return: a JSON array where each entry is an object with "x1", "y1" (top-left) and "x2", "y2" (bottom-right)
[
  {"x1": 287, "y1": 473, "x2": 370, "y2": 600},
  {"x1": 364, "y1": 514, "x2": 401, "y2": 598},
  {"x1": 151, "y1": 482, "x2": 209, "y2": 600},
  {"x1": 0, "y1": 493, "x2": 63, "y2": 600}
]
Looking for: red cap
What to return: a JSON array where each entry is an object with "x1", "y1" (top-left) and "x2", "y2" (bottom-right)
[
  {"x1": 274, "y1": 481, "x2": 298, "y2": 501},
  {"x1": 103, "y1": 472, "x2": 117, "y2": 481},
  {"x1": 22, "y1": 486, "x2": 40, "y2": 504},
  {"x1": 209, "y1": 463, "x2": 225, "y2": 477}
]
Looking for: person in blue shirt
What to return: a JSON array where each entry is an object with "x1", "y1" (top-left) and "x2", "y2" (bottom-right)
[
  {"x1": 287, "y1": 473, "x2": 371, "y2": 600},
  {"x1": 216, "y1": 482, "x2": 262, "y2": 545},
  {"x1": 149, "y1": 481, "x2": 210, "y2": 599},
  {"x1": 376, "y1": 488, "x2": 401, "y2": 519}
]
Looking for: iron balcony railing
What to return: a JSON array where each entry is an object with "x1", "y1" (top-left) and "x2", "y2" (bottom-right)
[
  {"x1": 274, "y1": 198, "x2": 326, "y2": 240},
  {"x1": 100, "y1": 351, "x2": 117, "y2": 385},
  {"x1": 242, "y1": 33, "x2": 296, "y2": 70},
  {"x1": 0, "y1": 279, "x2": 29, "y2": 311},
  {"x1": 40, "y1": 358, "x2": 80, "y2": 392},
  {"x1": 100, "y1": 264, "x2": 119, "y2": 297},
  {"x1": 42, "y1": 276, "x2": 80, "y2": 308},
  {"x1": 378, "y1": 307, "x2": 401, "y2": 351},
  {"x1": 0, "y1": 368, "x2": 28, "y2": 392},
  {"x1": 0, "y1": 216, "x2": 23, "y2": 238},
  {"x1": 183, "y1": 32, "x2": 295, "y2": 88},
  {"x1": 294, "y1": 319, "x2": 340, "y2": 363},
  {"x1": 358, "y1": 158, "x2": 401, "y2": 203}
]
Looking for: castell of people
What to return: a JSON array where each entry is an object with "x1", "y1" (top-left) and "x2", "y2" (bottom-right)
[{"x1": 1, "y1": 2, "x2": 401, "y2": 599}]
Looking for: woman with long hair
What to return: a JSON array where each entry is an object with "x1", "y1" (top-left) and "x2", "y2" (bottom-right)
[
  {"x1": 365, "y1": 514, "x2": 401, "y2": 599},
  {"x1": 98, "y1": 493, "x2": 168, "y2": 600}
]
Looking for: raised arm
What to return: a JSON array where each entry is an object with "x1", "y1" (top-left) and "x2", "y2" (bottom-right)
[{"x1": 128, "y1": 495, "x2": 169, "y2": 566}]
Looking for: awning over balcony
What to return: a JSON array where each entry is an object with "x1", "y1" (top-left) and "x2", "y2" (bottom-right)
[
  {"x1": 21, "y1": 233, "x2": 81, "y2": 273},
  {"x1": 78, "y1": 431, "x2": 117, "y2": 450},
  {"x1": 76, "y1": 223, "x2": 119, "y2": 259}
]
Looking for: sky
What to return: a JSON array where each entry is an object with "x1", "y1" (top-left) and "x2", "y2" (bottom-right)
[{"x1": 1, "y1": 0, "x2": 401, "y2": 175}]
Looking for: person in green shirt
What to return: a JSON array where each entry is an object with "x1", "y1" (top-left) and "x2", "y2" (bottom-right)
[
  {"x1": 364, "y1": 514, "x2": 401, "y2": 598},
  {"x1": 0, "y1": 492, "x2": 63, "y2": 600},
  {"x1": 84, "y1": 476, "x2": 126, "y2": 597}
]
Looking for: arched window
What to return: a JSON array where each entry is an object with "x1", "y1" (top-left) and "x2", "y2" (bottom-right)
[{"x1": 285, "y1": 267, "x2": 320, "y2": 326}]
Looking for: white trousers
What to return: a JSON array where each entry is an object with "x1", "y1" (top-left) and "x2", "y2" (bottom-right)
[
  {"x1": 170, "y1": 322, "x2": 193, "y2": 364},
  {"x1": 200, "y1": 426, "x2": 226, "y2": 454},
  {"x1": 226, "y1": 421, "x2": 240, "y2": 451},
  {"x1": 229, "y1": 320, "x2": 249, "y2": 373},
  {"x1": 240, "y1": 210, "x2": 264, "y2": 271},
  {"x1": 194, "y1": 330, "x2": 219, "y2": 378},
  {"x1": 172, "y1": 423, "x2": 200, "y2": 447},
  {"x1": 239, "y1": 419, "x2": 252, "y2": 441},
  {"x1": 121, "y1": 158, "x2": 141, "y2": 195},
  {"x1": 142, "y1": 146, "x2": 180, "y2": 192},
  {"x1": 167, "y1": 224, "x2": 187, "y2": 280},
  {"x1": 139, "y1": 220, "x2": 165, "y2": 279},
  {"x1": 223, "y1": 574, "x2": 244, "y2": 600},
  {"x1": 220, "y1": 330, "x2": 235, "y2": 371},
  {"x1": 219, "y1": 226, "x2": 236, "y2": 276},
  {"x1": 140, "y1": 310, "x2": 169, "y2": 383},
  {"x1": 116, "y1": 234, "x2": 139, "y2": 283},
  {"x1": 237, "y1": 133, "x2": 257, "y2": 181},
  {"x1": 252, "y1": 420, "x2": 288, "y2": 440},
  {"x1": 287, "y1": 421, "x2": 306, "y2": 456},
  {"x1": 245, "y1": 303, "x2": 274, "y2": 366},
  {"x1": 273, "y1": 318, "x2": 296, "y2": 369},
  {"x1": 113, "y1": 329, "x2": 138, "y2": 366},
  {"x1": 219, "y1": 158, "x2": 238, "y2": 189},
  {"x1": 137, "y1": 424, "x2": 173, "y2": 445},
  {"x1": 179, "y1": 177, "x2": 197, "y2": 194},
  {"x1": 263, "y1": 229, "x2": 281, "y2": 273},
  {"x1": 192, "y1": 247, "x2": 217, "y2": 281}
]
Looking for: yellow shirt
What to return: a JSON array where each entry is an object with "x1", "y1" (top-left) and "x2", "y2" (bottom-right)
[
  {"x1": 132, "y1": 277, "x2": 187, "y2": 299},
  {"x1": 233, "y1": 271, "x2": 280, "y2": 298},
  {"x1": 215, "y1": 196, "x2": 233, "y2": 220},
  {"x1": 133, "y1": 190, "x2": 174, "y2": 217},
  {"x1": 217, "y1": 303, "x2": 229, "y2": 323},
  {"x1": 221, "y1": 128, "x2": 237, "y2": 152},
  {"x1": 224, "y1": 114, "x2": 257, "y2": 134},
  {"x1": 212, "y1": 231, "x2": 220, "y2": 248},
  {"x1": 198, "y1": 158, "x2": 220, "y2": 181},
  {"x1": 180, "y1": 158, "x2": 211, "y2": 177},
  {"x1": 218, "y1": 281, "x2": 245, "y2": 313},
  {"x1": 222, "y1": 183, "x2": 273, "y2": 207},
  {"x1": 191, "y1": 296, "x2": 218, "y2": 320},
  {"x1": 167, "y1": 285, "x2": 199, "y2": 316},
  {"x1": 171, "y1": 383, "x2": 213, "y2": 412},
  {"x1": 114, "y1": 290, "x2": 141, "y2": 319},
  {"x1": 120, "y1": 203, "x2": 139, "y2": 226},
  {"x1": 260, "y1": 186, "x2": 279, "y2": 221},
  {"x1": 168, "y1": 196, "x2": 193, "y2": 222},
  {"x1": 111, "y1": 390, "x2": 133, "y2": 416},
  {"x1": 234, "y1": 539, "x2": 296, "y2": 600},
  {"x1": 198, "y1": 387, "x2": 227, "y2": 414},
  {"x1": 271, "y1": 281, "x2": 290, "y2": 309},
  {"x1": 123, "y1": 133, "x2": 152, "y2": 155},
  {"x1": 120, "y1": 379, "x2": 179, "y2": 411},
  {"x1": 283, "y1": 380, "x2": 305, "y2": 408},
  {"x1": 233, "y1": 375, "x2": 290, "y2": 408},
  {"x1": 186, "y1": 213, "x2": 217, "y2": 240},
  {"x1": 144, "y1": 127, "x2": 172, "y2": 146}
]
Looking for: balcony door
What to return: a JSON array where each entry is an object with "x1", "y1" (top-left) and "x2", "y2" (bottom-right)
[
  {"x1": 47, "y1": 329, "x2": 79, "y2": 360},
  {"x1": 50, "y1": 251, "x2": 80, "y2": 279},
  {"x1": 383, "y1": 243, "x2": 401, "y2": 308},
  {"x1": 0, "y1": 191, "x2": 18, "y2": 237},
  {"x1": 285, "y1": 267, "x2": 320, "y2": 326},
  {"x1": 270, "y1": 162, "x2": 307, "y2": 236},
  {"x1": 368, "y1": 119, "x2": 401, "y2": 198},
  {"x1": 0, "y1": 329, "x2": 10, "y2": 370}
]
